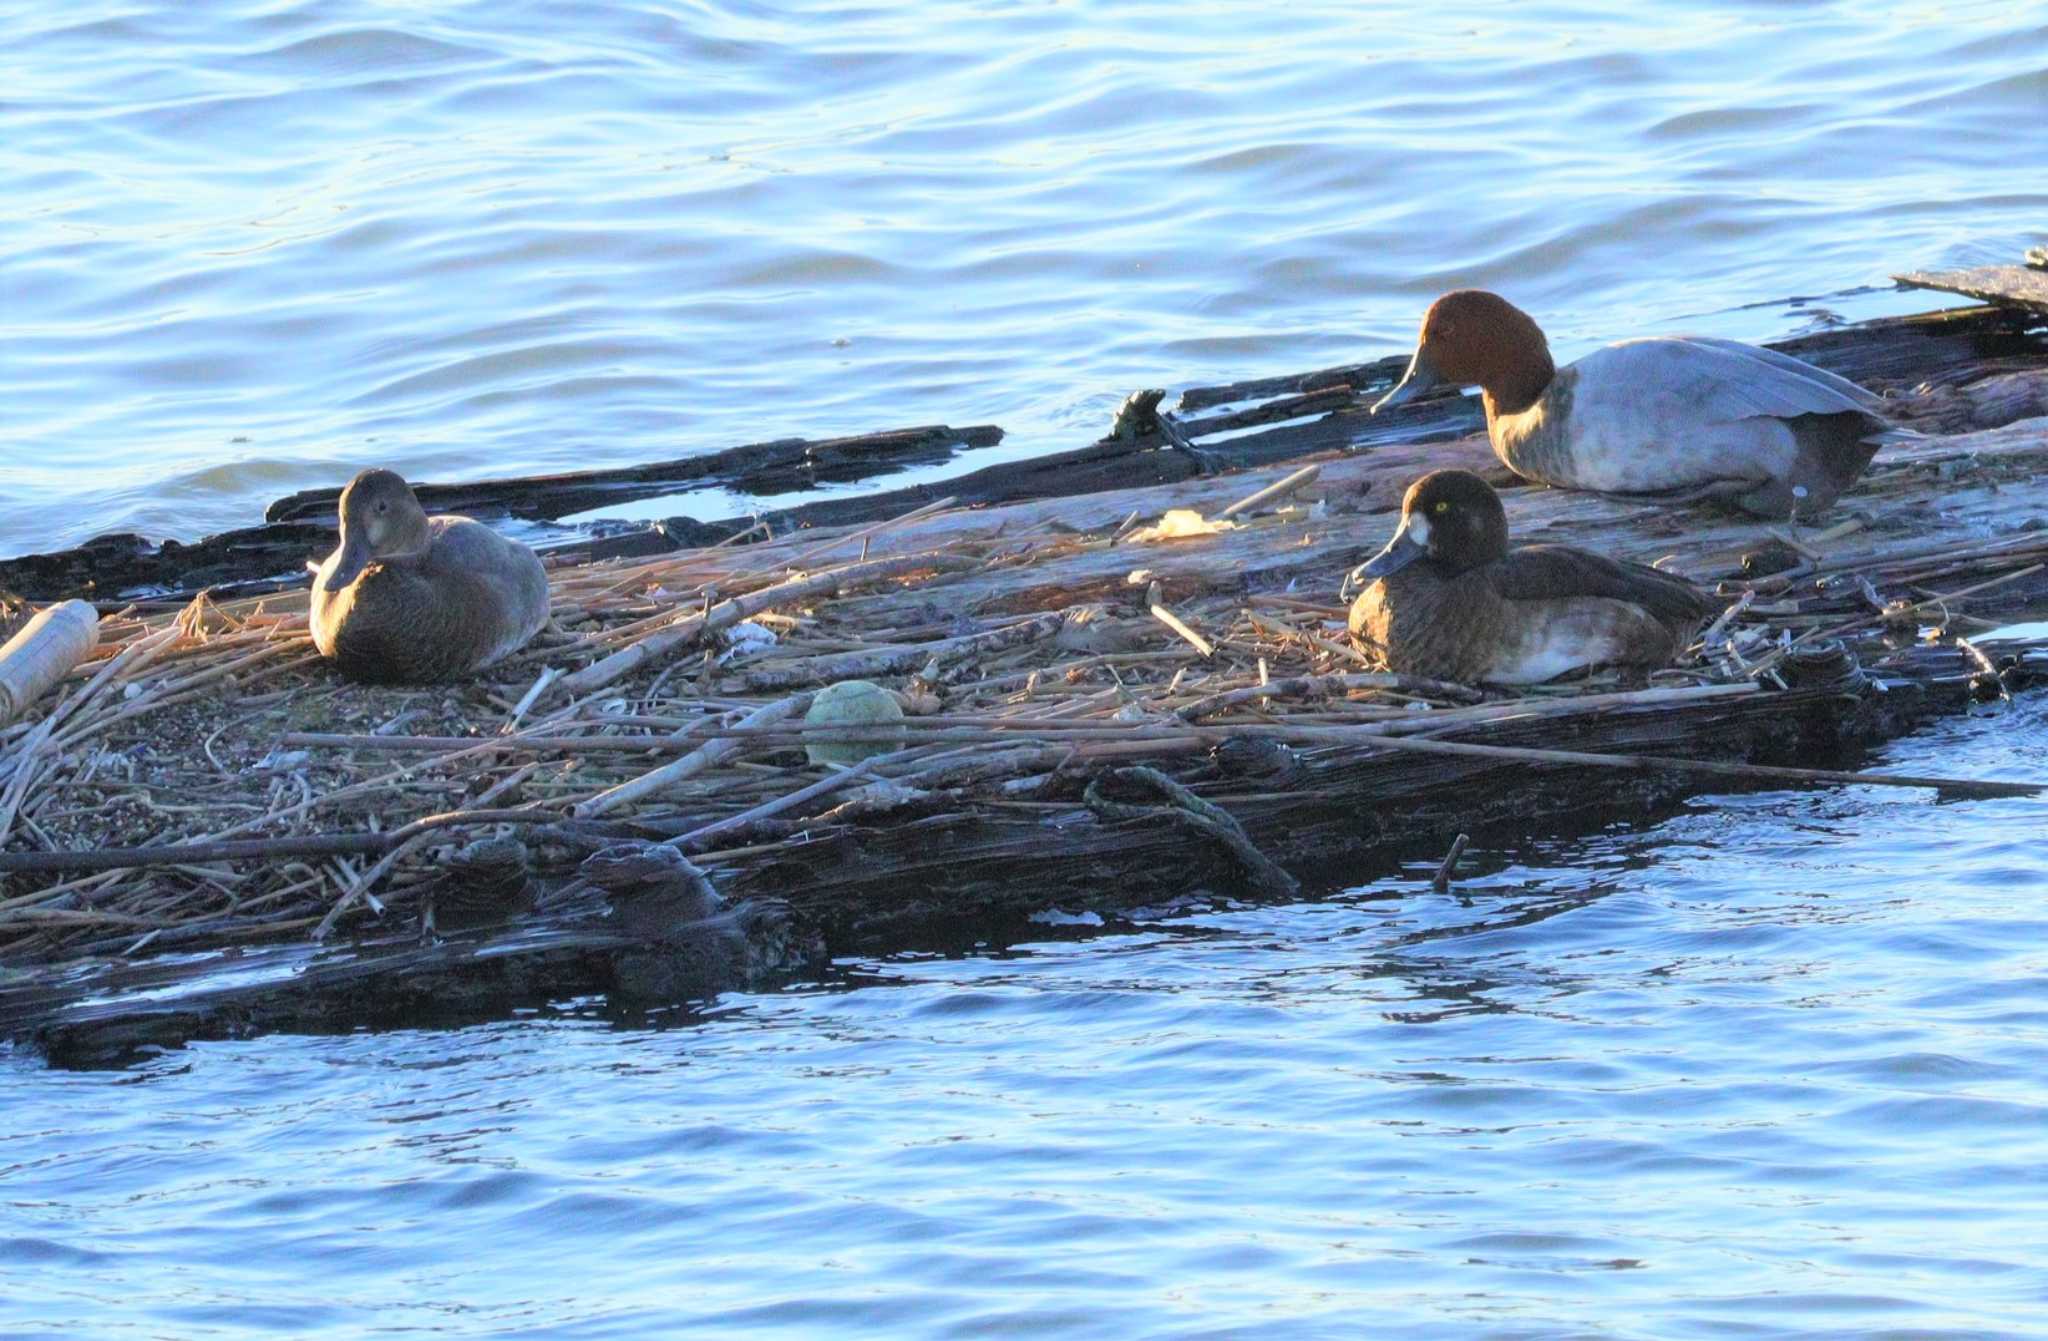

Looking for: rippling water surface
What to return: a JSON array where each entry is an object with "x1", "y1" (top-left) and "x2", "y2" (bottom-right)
[
  {"x1": 9, "y1": 5, "x2": 2048, "y2": 1335},
  {"x1": 8, "y1": 700, "x2": 2048, "y2": 1337},
  {"x1": 3, "y1": 0, "x2": 2045, "y2": 551}
]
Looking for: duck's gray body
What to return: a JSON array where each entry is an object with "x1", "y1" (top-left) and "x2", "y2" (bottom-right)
[{"x1": 1493, "y1": 336, "x2": 1899, "y2": 517}]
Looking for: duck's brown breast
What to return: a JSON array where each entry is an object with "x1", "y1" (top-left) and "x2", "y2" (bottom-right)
[{"x1": 1348, "y1": 568, "x2": 1513, "y2": 684}]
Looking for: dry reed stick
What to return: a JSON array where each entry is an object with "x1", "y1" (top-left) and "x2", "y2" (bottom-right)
[
  {"x1": 574, "y1": 692, "x2": 813, "y2": 817},
  {"x1": 1217, "y1": 464, "x2": 1321, "y2": 520},
  {"x1": 558, "y1": 551, "x2": 977, "y2": 695},
  {"x1": 671, "y1": 760, "x2": 877, "y2": 850}
]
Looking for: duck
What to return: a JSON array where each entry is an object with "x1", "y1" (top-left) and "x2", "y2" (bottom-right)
[
  {"x1": 1370, "y1": 289, "x2": 1908, "y2": 518},
  {"x1": 310, "y1": 468, "x2": 549, "y2": 684},
  {"x1": 1345, "y1": 469, "x2": 1717, "y2": 685}
]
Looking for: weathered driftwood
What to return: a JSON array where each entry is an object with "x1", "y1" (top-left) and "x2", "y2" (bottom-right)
[
  {"x1": 619, "y1": 303, "x2": 2048, "y2": 547},
  {"x1": 3, "y1": 849, "x2": 827, "y2": 1068},
  {"x1": 0, "y1": 522, "x2": 339, "y2": 607},
  {"x1": 1897, "y1": 266, "x2": 2048, "y2": 317}
]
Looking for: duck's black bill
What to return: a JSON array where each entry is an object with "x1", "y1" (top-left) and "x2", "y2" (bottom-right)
[
  {"x1": 1369, "y1": 347, "x2": 1444, "y2": 415},
  {"x1": 1357, "y1": 527, "x2": 1427, "y2": 579}
]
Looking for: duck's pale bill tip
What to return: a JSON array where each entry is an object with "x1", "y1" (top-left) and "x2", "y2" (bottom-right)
[{"x1": 1356, "y1": 515, "x2": 1430, "y2": 581}]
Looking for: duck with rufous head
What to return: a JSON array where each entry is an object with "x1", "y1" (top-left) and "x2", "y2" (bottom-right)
[{"x1": 1372, "y1": 290, "x2": 1908, "y2": 518}]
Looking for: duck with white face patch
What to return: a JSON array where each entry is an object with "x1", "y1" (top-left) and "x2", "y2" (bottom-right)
[{"x1": 1345, "y1": 469, "x2": 1719, "y2": 686}]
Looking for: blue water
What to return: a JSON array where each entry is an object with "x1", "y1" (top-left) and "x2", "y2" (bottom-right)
[
  {"x1": 8, "y1": 697, "x2": 2048, "y2": 1338},
  {"x1": 3, "y1": 0, "x2": 2045, "y2": 551},
  {"x1": 8, "y1": 2, "x2": 2048, "y2": 1335}
]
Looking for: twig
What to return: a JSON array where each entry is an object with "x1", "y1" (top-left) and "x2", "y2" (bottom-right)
[
  {"x1": 1430, "y1": 833, "x2": 1470, "y2": 894},
  {"x1": 508, "y1": 668, "x2": 560, "y2": 727},
  {"x1": 574, "y1": 692, "x2": 812, "y2": 818},
  {"x1": 1084, "y1": 765, "x2": 1296, "y2": 897},
  {"x1": 557, "y1": 550, "x2": 977, "y2": 696},
  {"x1": 0, "y1": 809, "x2": 561, "y2": 877},
  {"x1": 311, "y1": 763, "x2": 540, "y2": 941},
  {"x1": 1149, "y1": 598, "x2": 1215, "y2": 659},
  {"x1": 1217, "y1": 464, "x2": 1323, "y2": 520},
  {"x1": 669, "y1": 760, "x2": 877, "y2": 851}
]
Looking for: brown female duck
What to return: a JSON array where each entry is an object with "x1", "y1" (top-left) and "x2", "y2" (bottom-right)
[
  {"x1": 310, "y1": 469, "x2": 549, "y2": 684},
  {"x1": 1346, "y1": 470, "x2": 1717, "y2": 685}
]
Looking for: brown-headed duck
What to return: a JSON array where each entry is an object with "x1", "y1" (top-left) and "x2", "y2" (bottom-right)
[
  {"x1": 1371, "y1": 290, "x2": 1908, "y2": 518},
  {"x1": 1346, "y1": 469, "x2": 1717, "y2": 684},
  {"x1": 310, "y1": 469, "x2": 549, "y2": 684}
]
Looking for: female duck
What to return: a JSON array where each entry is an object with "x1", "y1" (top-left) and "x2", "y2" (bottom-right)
[
  {"x1": 310, "y1": 469, "x2": 549, "y2": 684},
  {"x1": 1347, "y1": 470, "x2": 1716, "y2": 685},
  {"x1": 1371, "y1": 290, "x2": 1906, "y2": 518}
]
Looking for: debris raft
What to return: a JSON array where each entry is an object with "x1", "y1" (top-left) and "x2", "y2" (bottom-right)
[{"x1": 4, "y1": 313, "x2": 2048, "y2": 1060}]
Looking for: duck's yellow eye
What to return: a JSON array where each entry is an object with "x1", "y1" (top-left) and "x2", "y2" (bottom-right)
[{"x1": 1432, "y1": 500, "x2": 1450, "y2": 515}]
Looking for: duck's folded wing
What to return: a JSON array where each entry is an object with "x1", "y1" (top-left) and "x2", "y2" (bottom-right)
[
  {"x1": 1597, "y1": 336, "x2": 1886, "y2": 421},
  {"x1": 1491, "y1": 545, "x2": 1718, "y2": 625}
]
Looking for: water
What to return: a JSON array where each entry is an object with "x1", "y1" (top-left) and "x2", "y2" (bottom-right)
[
  {"x1": 4, "y1": 0, "x2": 2045, "y2": 553},
  {"x1": 8, "y1": 698, "x2": 2048, "y2": 1338},
  {"x1": 9, "y1": 5, "x2": 2048, "y2": 1335}
]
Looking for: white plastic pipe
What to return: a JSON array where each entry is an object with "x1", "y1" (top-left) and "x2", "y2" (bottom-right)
[{"x1": 0, "y1": 600, "x2": 100, "y2": 725}]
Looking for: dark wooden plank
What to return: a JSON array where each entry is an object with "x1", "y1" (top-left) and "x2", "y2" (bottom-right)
[
  {"x1": 265, "y1": 422, "x2": 1005, "y2": 524},
  {"x1": 0, "y1": 523, "x2": 336, "y2": 608},
  {"x1": 1896, "y1": 267, "x2": 2048, "y2": 316},
  {"x1": 1176, "y1": 356, "x2": 1406, "y2": 413}
]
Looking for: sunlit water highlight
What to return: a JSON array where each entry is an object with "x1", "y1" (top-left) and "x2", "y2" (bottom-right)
[{"x1": 3, "y1": 0, "x2": 2045, "y2": 551}]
